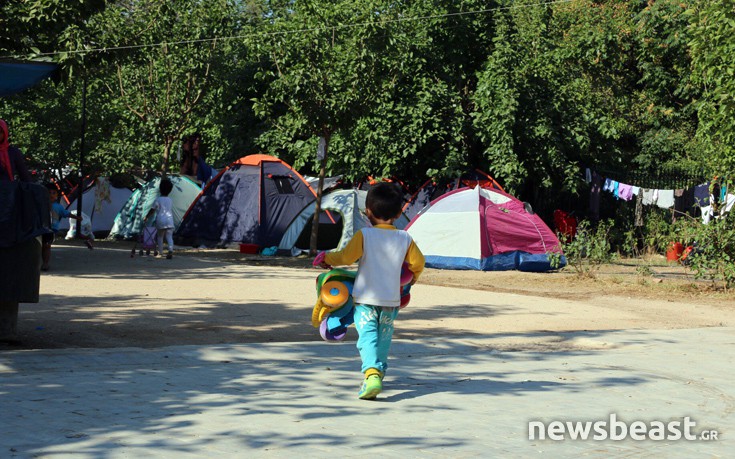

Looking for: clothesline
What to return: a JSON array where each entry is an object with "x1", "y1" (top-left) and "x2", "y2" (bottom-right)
[
  {"x1": 587, "y1": 168, "x2": 735, "y2": 225},
  {"x1": 585, "y1": 168, "x2": 708, "y2": 209}
]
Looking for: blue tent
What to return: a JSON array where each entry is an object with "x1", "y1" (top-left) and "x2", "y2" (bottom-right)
[
  {"x1": 0, "y1": 60, "x2": 58, "y2": 96},
  {"x1": 176, "y1": 154, "x2": 316, "y2": 247}
]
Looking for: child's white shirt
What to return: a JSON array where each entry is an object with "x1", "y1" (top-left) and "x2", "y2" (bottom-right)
[
  {"x1": 352, "y1": 227, "x2": 413, "y2": 307},
  {"x1": 153, "y1": 196, "x2": 174, "y2": 229}
]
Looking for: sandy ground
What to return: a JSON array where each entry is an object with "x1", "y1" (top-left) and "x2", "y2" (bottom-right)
[{"x1": 3, "y1": 238, "x2": 734, "y2": 351}]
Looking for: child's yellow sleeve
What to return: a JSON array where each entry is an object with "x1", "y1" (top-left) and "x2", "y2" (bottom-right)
[
  {"x1": 405, "y1": 240, "x2": 425, "y2": 282},
  {"x1": 324, "y1": 230, "x2": 364, "y2": 266}
]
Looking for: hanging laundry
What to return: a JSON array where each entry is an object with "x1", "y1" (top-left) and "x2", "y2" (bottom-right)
[
  {"x1": 618, "y1": 183, "x2": 634, "y2": 201},
  {"x1": 723, "y1": 193, "x2": 735, "y2": 213},
  {"x1": 585, "y1": 168, "x2": 592, "y2": 184},
  {"x1": 701, "y1": 205, "x2": 713, "y2": 224},
  {"x1": 603, "y1": 178, "x2": 614, "y2": 193},
  {"x1": 656, "y1": 190, "x2": 675, "y2": 209},
  {"x1": 674, "y1": 188, "x2": 696, "y2": 217},
  {"x1": 635, "y1": 192, "x2": 644, "y2": 226},
  {"x1": 613, "y1": 181, "x2": 620, "y2": 198},
  {"x1": 693, "y1": 183, "x2": 710, "y2": 207},
  {"x1": 589, "y1": 172, "x2": 602, "y2": 221},
  {"x1": 631, "y1": 186, "x2": 640, "y2": 196},
  {"x1": 642, "y1": 188, "x2": 656, "y2": 205}
]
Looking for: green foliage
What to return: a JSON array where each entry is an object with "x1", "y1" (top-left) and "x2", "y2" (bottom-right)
[
  {"x1": 0, "y1": 0, "x2": 729, "y2": 210},
  {"x1": 251, "y1": 1, "x2": 389, "y2": 146},
  {"x1": 0, "y1": 0, "x2": 106, "y2": 57},
  {"x1": 85, "y1": 0, "x2": 241, "y2": 171},
  {"x1": 641, "y1": 209, "x2": 676, "y2": 254},
  {"x1": 634, "y1": 0, "x2": 701, "y2": 170},
  {"x1": 635, "y1": 264, "x2": 654, "y2": 278},
  {"x1": 689, "y1": 0, "x2": 735, "y2": 178},
  {"x1": 681, "y1": 210, "x2": 735, "y2": 290},
  {"x1": 554, "y1": 219, "x2": 615, "y2": 277}
]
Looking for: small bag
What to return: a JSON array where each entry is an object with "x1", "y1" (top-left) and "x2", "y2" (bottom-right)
[
  {"x1": 65, "y1": 211, "x2": 94, "y2": 240},
  {"x1": 142, "y1": 226, "x2": 157, "y2": 251}
]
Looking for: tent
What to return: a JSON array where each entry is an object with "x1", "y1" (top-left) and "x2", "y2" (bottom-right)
[
  {"x1": 355, "y1": 175, "x2": 412, "y2": 203},
  {"x1": 303, "y1": 175, "x2": 343, "y2": 194},
  {"x1": 176, "y1": 154, "x2": 316, "y2": 247},
  {"x1": 403, "y1": 169, "x2": 504, "y2": 220},
  {"x1": 0, "y1": 60, "x2": 58, "y2": 96},
  {"x1": 108, "y1": 175, "x2": 201, "y2": 239},
  {"x1": 278, "y1": 189, "x2": 410, "y2": 253},
  {"x1": 57, "y1": 177, "x2": 133, "y2": 236},
  {"x1": 405, "y1": 186, "x2": 565, "y2": 272}
]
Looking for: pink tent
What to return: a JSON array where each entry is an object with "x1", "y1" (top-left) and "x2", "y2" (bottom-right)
[{"x1": 405, "y1": 186, "x2": 565, "y2": 271}]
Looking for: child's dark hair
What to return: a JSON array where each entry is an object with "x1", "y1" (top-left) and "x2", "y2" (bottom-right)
[
  {"x1": 159, "y1": 178, "x2": 174, "y2": 196},
  {"x1": 366, "y1": 182, "x2": 403, "y2": 220}
]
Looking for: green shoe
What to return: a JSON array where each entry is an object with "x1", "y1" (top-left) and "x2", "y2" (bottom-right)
[{"x1": 358, "y1": 374, "x2": 383, "y2": 400}]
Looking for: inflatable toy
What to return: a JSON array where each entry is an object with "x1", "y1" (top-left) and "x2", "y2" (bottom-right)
[
  {"x1": 311, "y1": 268, "x2": 357, "y2": 334},
  {"x1": 311, "y1": 256, "x2": 416, "y2": 341},
  {"x1": 399, "y1": 262, "x2": 413, "y2": 308},
  {"x1": 320, "y1": 281, "x2": 351, "y2": 308},
  {"x1": 400, "y1": 262, "x2": 413, "y2": 286}
]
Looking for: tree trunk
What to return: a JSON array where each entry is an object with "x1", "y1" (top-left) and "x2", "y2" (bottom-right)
[
  {"x1": 162, "y1": 139, "x2": 172, "y2": 176},
  {"x1": 309, "y1": 134, "x2": 330, "y2": 255}
]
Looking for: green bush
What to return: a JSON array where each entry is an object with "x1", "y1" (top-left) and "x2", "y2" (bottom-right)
[
  {"x1": 680, "y1": 212, "x2": 735, "y2": 289},
  {"x1": 551, "y1": 219, "x2": 616, "y2": 277}
]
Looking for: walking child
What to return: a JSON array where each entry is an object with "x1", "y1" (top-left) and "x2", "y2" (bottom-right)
[
  {"x1": 315, "y1": 182, "x2": 425, "y2": 400},
  {"x1": 145, "y1": 178, "x2": 175, "y2": 259}
]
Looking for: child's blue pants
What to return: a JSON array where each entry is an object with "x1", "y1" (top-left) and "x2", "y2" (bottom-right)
[{"x1": 354, "y1": 304, "x2": 399, "y2": 375}]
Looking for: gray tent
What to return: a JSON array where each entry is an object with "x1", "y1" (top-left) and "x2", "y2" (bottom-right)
[{"x1": 58, "y1": 177, "x2": 133, "y2": 236}]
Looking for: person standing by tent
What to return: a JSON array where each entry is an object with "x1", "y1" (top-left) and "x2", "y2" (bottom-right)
[
  {"x1": 179, "y1": 135, "x2": 195, "y2": 178},
  {"x1": 191, "y1": 133, "x2": 214, "y2": 186},
  {"x1": 145, "y1": 178, "x2": 175, "y2": 259},
  {"x1": 315, "y1": 182, "x2": 425, "y2": 400},
  {"x1": 0, "y1": 119, "x2": 32, "y2": 183},
  {"x1": 42, "y1": 183, "x2": 91, "y2": 271}
]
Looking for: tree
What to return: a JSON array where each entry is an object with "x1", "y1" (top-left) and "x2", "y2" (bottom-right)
[
  {"x1": 0, "y1": 0, "x2": 106, "y2": 56},
  {"x1": 251, "y1": 0, "x2": 417, "y2": 252},
  {"x1": 689, "y1": 0, "x2": 735, "y2": 176},
  {"x1": 634, "y1": 0, "x2": 701, "y2": 172},
  {"x1": 86, "y1": 0, "x2": 240, "y2": 172}
]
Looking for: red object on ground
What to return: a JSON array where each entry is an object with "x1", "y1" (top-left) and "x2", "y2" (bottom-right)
[
  {"x1": 666, "y1": 242, "x2": 684, "y2": 263},
  {"x1": 239, "y1": 243, "x2": 260, "y2": 254},
  {"x1": 553, "y1": 209, "x2": 578, "y2": 241}
]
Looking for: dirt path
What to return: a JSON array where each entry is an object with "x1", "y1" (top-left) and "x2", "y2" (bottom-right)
[{"x1": 4, "y1": 239, "x2": 734, "y2": 351}]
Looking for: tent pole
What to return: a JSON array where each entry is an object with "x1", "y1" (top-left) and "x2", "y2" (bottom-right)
[
  {"x1": 76, "y1": 75, "x2": 87, "y2": 238},
  {"x1": 310, "y1": 134, "x2": 329, "y2": 256}
]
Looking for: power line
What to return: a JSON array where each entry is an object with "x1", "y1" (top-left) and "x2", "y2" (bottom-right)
[{"x1": 5, "y1": 0, "x2": 574, "y2": 60}]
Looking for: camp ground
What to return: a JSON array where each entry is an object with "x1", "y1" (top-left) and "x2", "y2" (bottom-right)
[
  {"x1": 108, "y1": 175, "x2": 201, "y2": 240},
  {"x1": 406, "y1": 186, "x2": 565, "y2": 272},
  {"x1": 277, "y1": 188, "x2": 410, "y2": 254},
  {"x1": 175, "y1": 154, "x2": 316, "y2": 248},
  {"x1": 57, "y1": 176, "x2": 133, "y2": 237}
]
